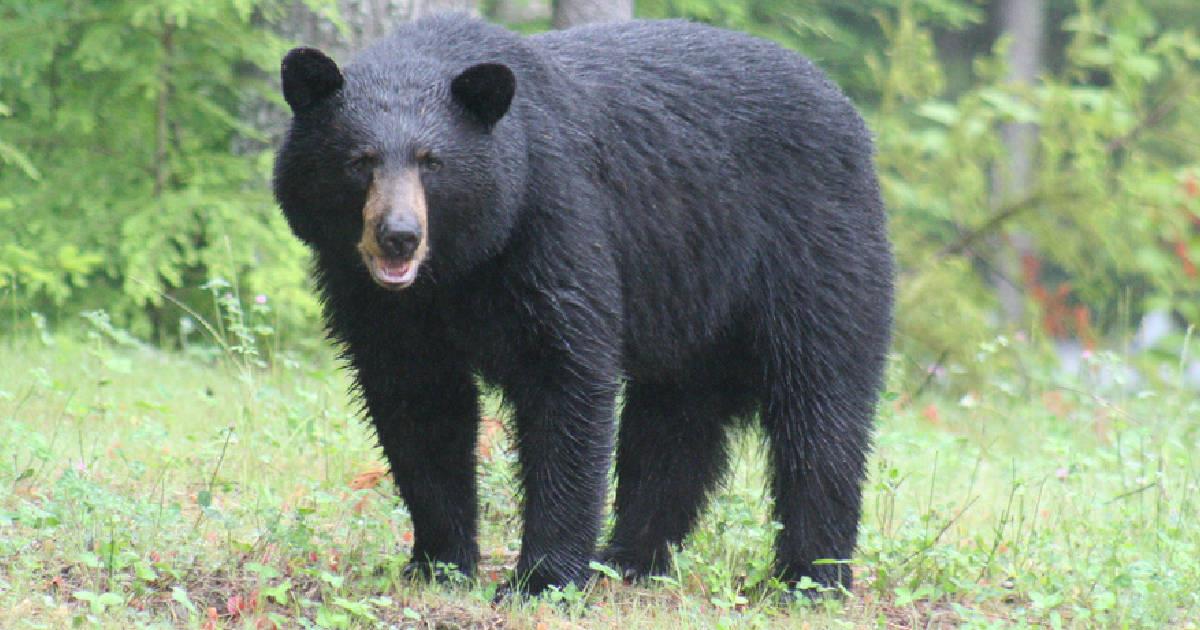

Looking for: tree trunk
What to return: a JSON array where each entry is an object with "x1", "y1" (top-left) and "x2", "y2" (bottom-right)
[
  {"x1": 552, "y1": 0, "x2": 632, "y2": 29},
  {"x1": 998, "y1": 0, "x2": 1043, "y2": 197},
  {"x1": 492, "y1": 0, "x2": 551, "y2": 23},
  {"x1": 991, "y1": 0, "x2": 1045, "y2": 324},
  {"x1": 236, "y1": 0, "x2": 479, "y2": 155},
  {"x1": 411, "y1": 0, "x2": 478, "y2": 18},
  {"x1": 283, "y1": 0, "x2": 479, "y2": 58}
]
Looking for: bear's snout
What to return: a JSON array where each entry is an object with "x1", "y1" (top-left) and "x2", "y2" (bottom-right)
[
  {"x1": 377, "y1": 216, "x2": 422, "y2": 261},
  {"x1": 358, "y1": 169, "x2": 429, "y2": 290}
]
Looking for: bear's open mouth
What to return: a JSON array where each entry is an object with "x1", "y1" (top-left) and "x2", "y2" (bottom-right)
[{"x1": 368, "y1": 256, "x2": 419, "y2": 289}]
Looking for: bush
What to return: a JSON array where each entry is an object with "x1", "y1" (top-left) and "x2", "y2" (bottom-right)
[{"x1": 0, "y1": 1, "x2": 323, "y2": 341}]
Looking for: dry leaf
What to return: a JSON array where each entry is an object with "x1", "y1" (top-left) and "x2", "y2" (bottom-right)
[
  {"x1": 350, "y1": 466, "x2": 389, "y2": 490},
  {"x1": 202, "y1": 607, "x2": 219, "y2": 630},
  {"x1": 478, "y1": 416, "x2": 505, "y2": 461}
]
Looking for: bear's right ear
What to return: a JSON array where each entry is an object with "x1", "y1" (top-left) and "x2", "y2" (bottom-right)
[{"x1": 281, "y1": 47, "x2": 343, "y2": 113}]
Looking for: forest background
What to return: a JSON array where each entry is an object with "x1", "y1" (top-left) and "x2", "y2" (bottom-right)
[{"x1": 2, "y1": 0, "x2": 1198, "y2": 386}]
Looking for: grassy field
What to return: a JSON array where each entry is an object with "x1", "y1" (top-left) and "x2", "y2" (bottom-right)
[{"x1": 0, "y1": 324, "x2": 1197, "y2": 628}]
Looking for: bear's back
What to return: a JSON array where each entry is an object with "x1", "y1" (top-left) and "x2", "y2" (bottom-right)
[
  {"x1": 523, "y1": 21, "x2": 883, "y2": 381},
  {"x1": 527, "y1": 20, "x2": 863, "y2": 136}
]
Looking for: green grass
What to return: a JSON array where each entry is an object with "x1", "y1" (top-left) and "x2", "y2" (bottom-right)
[{"x1": 0, "y1": 327, "x2": 1197, "y2": 628}]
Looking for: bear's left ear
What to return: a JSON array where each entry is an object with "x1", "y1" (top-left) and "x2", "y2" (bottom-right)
[
  {"x1": 451, "y1": 63, "x2": 516, "y2": 128},
  {"x1": 281, "y1": 47, "x2": 344, "y2": 113}
]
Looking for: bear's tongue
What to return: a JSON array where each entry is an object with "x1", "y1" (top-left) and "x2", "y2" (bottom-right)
[{"x1": 375, "y1": 258, "x2": 416, "y2": 284}]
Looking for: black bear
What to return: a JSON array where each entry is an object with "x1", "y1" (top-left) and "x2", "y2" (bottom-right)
[{"x1": 274, "y1": 13, "x2": 893, "y2": 597}]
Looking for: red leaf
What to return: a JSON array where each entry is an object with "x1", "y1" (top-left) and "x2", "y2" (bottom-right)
[
  {"x1": 227, "y1": 594, "x2": 245, "y2": 617},
  {"x1": 921, "y1": 403, "x2": 941, "y2": 426}
]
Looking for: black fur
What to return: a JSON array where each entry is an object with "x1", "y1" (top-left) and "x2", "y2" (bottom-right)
[
  {"x1": 273, "y1": 14, "x2": 894, "y2": 596},
  {"x1": 451, "y1": 63, "x2": 517, "y2": 128},
  {"x1": 281, "y1": 47, "x2": 344, "y2": 112}
]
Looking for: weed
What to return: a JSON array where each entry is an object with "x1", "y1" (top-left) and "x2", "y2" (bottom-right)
[{"x1": 0, "y1": 324, "x2": 1197, "y2": 628}]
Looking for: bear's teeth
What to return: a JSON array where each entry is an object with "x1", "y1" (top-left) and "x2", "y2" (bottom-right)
[{"x1": 376, "y1": 259, "x2": 417, "y2": 284}]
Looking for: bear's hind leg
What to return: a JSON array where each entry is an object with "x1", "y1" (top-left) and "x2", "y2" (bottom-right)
[
  {"x1": 760, "y1": 385, "x2": 871, "y2": 594},
  {"x1": 601, "y1": 382, "x2": 740, "y2": 579},
  {"x1": 757, "y1": 316, "x2": 882, "y2": 594}
]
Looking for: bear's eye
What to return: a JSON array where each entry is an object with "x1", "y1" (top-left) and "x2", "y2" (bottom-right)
[
  {"x1": 415, "y1": 148, "x2": 443, "y2": 173},
  {"x1": 347, "y1": 151, "x2": 380, "y2": 176}
]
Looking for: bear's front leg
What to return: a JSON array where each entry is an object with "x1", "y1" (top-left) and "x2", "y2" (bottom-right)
[
  {"x1": 504, "y1": 357, "x2": 618, "y2": 596},
  {"x1": 356, "y1": 354, "x2": 482, "y2": 581}
]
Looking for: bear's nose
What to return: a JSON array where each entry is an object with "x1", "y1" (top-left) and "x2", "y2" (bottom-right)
[{"x1": 377, "y1": 217, "x2": 421, "y2": 260}]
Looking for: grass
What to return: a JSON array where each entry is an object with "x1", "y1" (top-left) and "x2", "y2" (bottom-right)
[{"x1": 0, "y1": 318, "x2": 1198, "y2": 628}]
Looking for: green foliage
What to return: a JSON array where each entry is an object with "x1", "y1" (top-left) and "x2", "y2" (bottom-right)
[
  {"x1": 0, "y1": 1, "x2": 320, "y2": 339},
  {"x1": 871, "y1": 1, "x2": 1200, "y2": 378},
  {"x1": 636, "y1": 0, "x2": 985, "y2": 101}
]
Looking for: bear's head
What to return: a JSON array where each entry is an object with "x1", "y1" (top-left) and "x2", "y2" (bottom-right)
[{"x1": 273, "y1": 45, "x2": 524, "y2": 291}]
